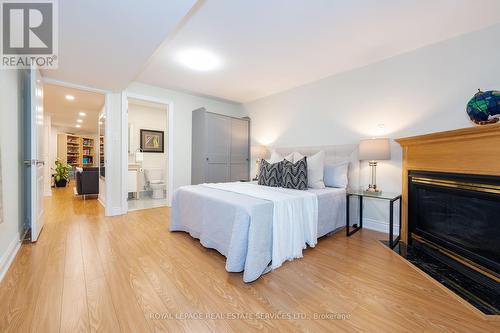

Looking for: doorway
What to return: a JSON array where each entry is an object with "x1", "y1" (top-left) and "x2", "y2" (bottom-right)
[
  {"x1": 42, "y1": 83, "x2": 105, "y2": 200},
  {"x1": 125, "y1": 95, "x2": 173, "y2": 212}
]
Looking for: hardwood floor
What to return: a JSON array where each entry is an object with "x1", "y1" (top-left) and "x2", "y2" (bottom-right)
[{"x1": 0, "y1": 186, "x2": 498, "y2": 332}]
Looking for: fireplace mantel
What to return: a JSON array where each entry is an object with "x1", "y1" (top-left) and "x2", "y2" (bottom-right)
[{"x1": 395, "y1": 124, "x2": 500, "y2": 244}]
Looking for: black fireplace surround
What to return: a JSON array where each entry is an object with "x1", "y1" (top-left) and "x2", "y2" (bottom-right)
[
  {"x1": 408, "y1": 171, "x2": 500, "y2": 276},
  {"x1": 403, "y1": 170, "x2": 500, "y2": 314}
]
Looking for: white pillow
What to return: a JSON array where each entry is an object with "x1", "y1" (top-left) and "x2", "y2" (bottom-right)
[
  {"x1": 291, "y1": 152, "x2": 303, "y2": 163},
  {"x1": 268, "y1": 150, "x2": 293, "y2": 163},
  {"x1": 294, "y1": 151, "x2": 326, "y2": 189},
  {"x1": 324, "y1": 162, "x2": 349, "y2": 188}
]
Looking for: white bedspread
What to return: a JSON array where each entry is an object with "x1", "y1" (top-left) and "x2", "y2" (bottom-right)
[{"x1": 202, "y1": 182, "x2": 318, "y2": 269}]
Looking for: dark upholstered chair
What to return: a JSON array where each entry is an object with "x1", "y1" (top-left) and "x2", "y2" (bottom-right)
[{"x1": 76, "y1": 167, "x2": 99, "y2": 197}]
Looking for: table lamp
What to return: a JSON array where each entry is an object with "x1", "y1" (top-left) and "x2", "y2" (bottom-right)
[
  {"x1": 252, "y1": 145, "x2": 268, "y2": 180},
  {"x1": 359, "y1": 138, "x2": 391, "y2": 193}
]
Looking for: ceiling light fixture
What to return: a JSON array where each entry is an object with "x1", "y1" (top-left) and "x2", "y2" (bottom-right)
[
  {"x1": 77, "y1": 119, "x2": 83, "y2": 123},
  {"x1": 175, "y1": 48, "x2": 221, "y2": 71},
  {"x1": 79, "y1": 112, "x2": 86, "y2": 116},
  {"x1": 65, "y1": 95, "x2": 75, "y2": 101},
  {"x1": 75, "y1": 124, "x2": 81, "y2": 128}
]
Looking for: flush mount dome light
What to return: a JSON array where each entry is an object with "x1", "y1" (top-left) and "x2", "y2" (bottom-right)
[
  {"x1": 175, "y1": 48, "x2": 221, "y2": 71},
  {"x1": 65, "y1": 95, "x2": 75, "y2": 101}
]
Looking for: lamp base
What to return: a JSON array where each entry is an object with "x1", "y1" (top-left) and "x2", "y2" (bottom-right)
[
  {"x1": 366, "y1": 161, "x2": 381, "y2": 193},
  {"x1": 365, "y1": 187, "x2": 380, "y2": 193},
  {"x1": 255, "y1": 158, "x2": 262, "y2": 180},
  {"x1": 364, "y1": 189, "x2": 382, "y2": 196},
  {"x1": 364, "y1": 184, "x2": 381, "y2": 194}
]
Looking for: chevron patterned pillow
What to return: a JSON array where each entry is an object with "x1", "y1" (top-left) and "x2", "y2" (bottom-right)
[
  {"x1": 282, "y1": 157, "x2": 308, "y2": 190},
  {"x1": 258, "y1": 159, "x2": 283, "y2": 187}
]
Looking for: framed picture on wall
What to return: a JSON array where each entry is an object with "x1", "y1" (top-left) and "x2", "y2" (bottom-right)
[{"x1": 140, "y1": 129, "x2": 164, "y2": 153}]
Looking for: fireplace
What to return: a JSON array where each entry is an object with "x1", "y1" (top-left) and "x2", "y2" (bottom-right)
[
  {"x1": 396, "y1": 124, "x2": 500, "y2": 315},
  {"x1": 408, "y1": 171, "x2": 500, "y2": 277}
]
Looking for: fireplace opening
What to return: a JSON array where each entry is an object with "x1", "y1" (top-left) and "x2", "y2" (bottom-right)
[
  {"x1": 409, "y1": 171, "x2": 500, "y2": 276},
  {"x1": 395, "y1": 171, "x2": 500, "y2": 315}
]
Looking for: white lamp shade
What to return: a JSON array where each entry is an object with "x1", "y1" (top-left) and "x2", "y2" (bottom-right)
[
  {"x1": 252, "y1": 145, "x2": 268, "y2": 159},
  {"x1": 359, "y1": 138, "x2": 391, "y2": 161}
]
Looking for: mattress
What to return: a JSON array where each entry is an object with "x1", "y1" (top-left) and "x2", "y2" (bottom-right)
[
  {"x1": 171, "y1": 184, "x2": 346, "y2": 282},
  {"x1": 309, "y1": 187, "x2": 346, "y2": 237}
]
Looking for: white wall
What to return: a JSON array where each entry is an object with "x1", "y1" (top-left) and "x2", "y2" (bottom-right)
[
  {"x1": 0, "y1": 69, "x2": 23, "y2": 281},
  {"x1": 50, "y1": 125, "x2": 59, "y2": 171},
  {"x1": 128, "y1": 102, "x2": 168, "y2": 191},
  {"x1": 126, "y1": 83, "x2": 247, "y2": 191},
  {"x1": 43, "y1": 115, "x2": 52, "y2": 196},
  {"x1": 245, "y1": 24, "x2": 500, "y2": 233}
]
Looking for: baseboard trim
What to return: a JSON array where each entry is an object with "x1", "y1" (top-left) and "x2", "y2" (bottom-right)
[
  {"x1": 98, "y1": 196, "x2": 105, "y2": 208},
  {"x1": 110, "y1": 206, "x2": 124, "y2": 216},
  {"x1": 363, "y1": 218, "x2": 400, "y2": 234},
  {"x1": 0, "y1": 233, "x2": 21, "y2": 283}
]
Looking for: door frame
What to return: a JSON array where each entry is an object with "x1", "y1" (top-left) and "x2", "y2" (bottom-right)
[
  {"x1": 24, "y1": 68, "x2": 45, "y2": 241},
  {"x1": 122, "y1": 92, "x2": 174, "y2": 208}
]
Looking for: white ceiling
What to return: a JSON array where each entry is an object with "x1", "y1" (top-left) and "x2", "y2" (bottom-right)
[
  {"x1": 137, "y1": 0, "x2": 500, "y2": 102},
  {"x1": 40, "y1": 1, "x2": 500, "y2": 103},
  {"x1": 41, "y1": 0, "x2": 198, "y2": 91},
  {"x1": 44, "y1": 83, "x2": 105, "y2": 134}
]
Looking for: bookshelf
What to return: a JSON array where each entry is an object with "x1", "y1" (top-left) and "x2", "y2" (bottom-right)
[
  {"x1": 82, "y1": 137, "x2": 95, "y2": 166},
  {"x1": 57, "y1": 134, "x2": 96, "y2": 168},
  {"x1": 99, "y1": 136, "x2": 105, "y2": 169}
]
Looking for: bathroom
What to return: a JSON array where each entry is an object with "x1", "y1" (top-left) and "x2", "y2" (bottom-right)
[{"x1": 127, "y1": 98, "x2": 169, "y2": 211}]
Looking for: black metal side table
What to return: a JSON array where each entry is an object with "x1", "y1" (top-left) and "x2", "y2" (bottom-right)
[{"x1": 346, "y1": 189, "x2": 402, "y2": 249}]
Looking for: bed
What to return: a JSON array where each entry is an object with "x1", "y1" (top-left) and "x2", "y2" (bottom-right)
[{"x1": 171, "y1": 144, "x2": 360, "y2": 282}]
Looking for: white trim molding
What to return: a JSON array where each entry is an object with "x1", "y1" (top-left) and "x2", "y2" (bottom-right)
[
  {"x1": 121, "y1": 92, "x2": 129, "y2": 214},
  {"x1": 0, "y1": 233, "x2": 21, "y2": 283},
  {"x1": 110, "y1": 206, "x2": 124, "y2": 216},
  {"x1": 363, "y1": 217, "x2": 400, "y2": 235},
  {"x1": 42, "y1": 77, "x2": 111, "y2": 95},
  {"x1": 97, "y1": 196, "x2": 105, "y2": 209}
]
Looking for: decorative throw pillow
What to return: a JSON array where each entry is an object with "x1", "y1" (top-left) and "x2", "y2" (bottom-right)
[
  {"x1": 282, "y1": 157, "x2": 308, "y2": 190},
  {"x1": 258, "y1": 160, "x2": 283, "y2": 187},
  {"x1": 293, "y1": 151, "x2": 326, "y2": 189},
  {"x1": 324, "y1": 162, "x2": 349, "y2": 188}
]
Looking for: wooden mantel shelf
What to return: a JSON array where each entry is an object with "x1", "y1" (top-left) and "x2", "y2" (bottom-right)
[
  {"x1": 396, "y1": 123, "x2": 500, "y2": 146},
  {"x1": 395, "y1": 123, "x2": 500, "y2": 244},
  {"x1": 396, "y1": 124, "x2": 500, "y2": 177}
]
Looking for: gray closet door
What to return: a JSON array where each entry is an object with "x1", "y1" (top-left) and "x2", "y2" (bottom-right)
[
  {"x1": 205, "y1": 113, "x2": 231, "y2": 183},
  {"x1": 229, "y1": 118, "x2": 250, "y2": 182}
]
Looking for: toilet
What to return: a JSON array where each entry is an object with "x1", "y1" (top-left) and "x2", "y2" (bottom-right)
[{"x1": 145, "y1": 168, "x2": 166, "y2": 199}]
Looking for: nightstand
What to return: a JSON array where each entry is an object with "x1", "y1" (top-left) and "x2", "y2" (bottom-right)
[{"x1": 346, "y1": 189, "x2": 402, "y2": 249}]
